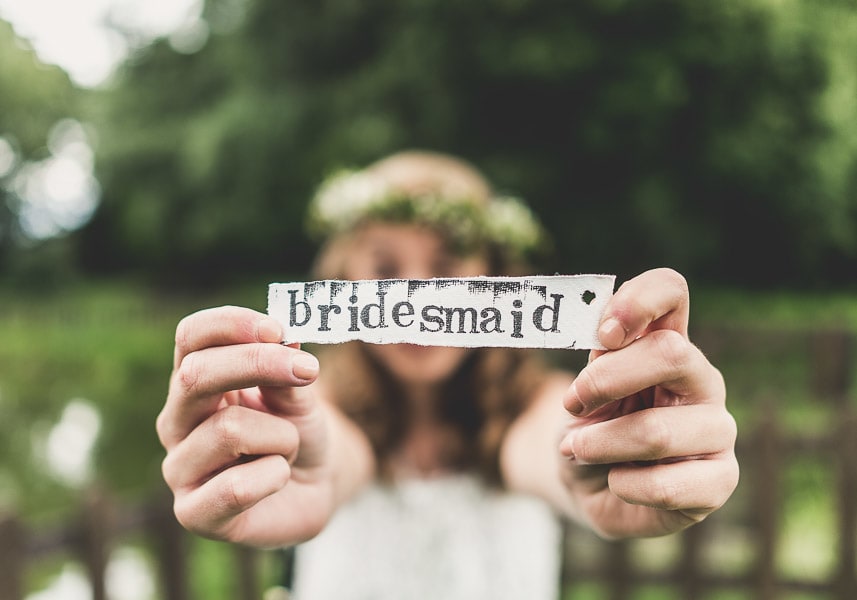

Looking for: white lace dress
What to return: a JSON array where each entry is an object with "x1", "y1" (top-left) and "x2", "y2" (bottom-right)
[{"x1": 290, "y1": 475, "x2": 562, "y2": 600}]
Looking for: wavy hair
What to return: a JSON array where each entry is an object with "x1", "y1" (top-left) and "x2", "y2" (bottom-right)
[{"x1": 310, "y1": 151, "x2": 551, "y2": 485}]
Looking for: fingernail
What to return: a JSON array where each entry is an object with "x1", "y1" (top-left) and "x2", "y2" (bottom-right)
[
  {"x1": 565, "y1": 382, "x2": 585, "y2": 416},
  {"x1": 257, "y1": 317, "x2": 283, "y2": 343},
  {"x1": 292, "y1": 353, "x2": 319, "y2": 380},
  {"x1": 559, "y1": 433, "x2": 576, "y2": 460},
  {"x1": 598, "y1": 317, "x2": 627, "y2": 348}
]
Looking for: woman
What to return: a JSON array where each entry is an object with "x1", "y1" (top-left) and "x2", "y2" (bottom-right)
[{"x1": 156, "y1": 151, "x2": 738, "y2": 599}]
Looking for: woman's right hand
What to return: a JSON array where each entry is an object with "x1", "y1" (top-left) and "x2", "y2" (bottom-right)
[{"x1": 156, "y1": 306, "x2": 335, "y2": 548}]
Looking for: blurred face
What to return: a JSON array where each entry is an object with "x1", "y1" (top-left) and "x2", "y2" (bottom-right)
[{"x1": 342, "y1": 222, "x2": 490, "y2": 386}]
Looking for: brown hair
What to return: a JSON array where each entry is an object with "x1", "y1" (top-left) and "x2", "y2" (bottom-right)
[{"x1": 311, "y1": 150, "x2": 549, "y2": 485}]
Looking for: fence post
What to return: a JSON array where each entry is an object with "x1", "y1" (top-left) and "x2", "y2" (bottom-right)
[
  {"x1": 234, "y1": 544, "x2": 260, "y2": 600},
  {"x1": 79, "y1": 488, "x2": 113, "y2": 600},
  {"x1": 810, "y1": 329, "x2": 852, "y2": 401},
  {"x1": 820, "y1": 330, "x2": 857, "y2": 600},
  {"x1": 752, "y1": 407, "x2": 780, "y2": 600},
  {"x1": 152, "y1": 498, "x2": 190, "y2": 600},
  {"x1": 677, "y1": 518, "x2": 705, "y2": 599},
  {"x1": 836, "y1": 412, "x2": 857, "y2": 599},
  {"x1": 606, "y1": 539, "x2": 632, "y2": 600},
  {"x1": 0, "y1": 514, "x2": 25, "y2": 600}
]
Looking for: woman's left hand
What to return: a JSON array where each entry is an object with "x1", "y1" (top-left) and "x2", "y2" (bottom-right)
[{"x1": 558, "y1": 268, "x2": 739, "y2": 538}]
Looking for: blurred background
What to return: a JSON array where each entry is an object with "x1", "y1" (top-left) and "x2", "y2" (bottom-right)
[{"x1": 1, "y1": 0, "x2": 856, "y2": 598}]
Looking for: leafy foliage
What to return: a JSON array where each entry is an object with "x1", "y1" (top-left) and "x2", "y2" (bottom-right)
[
  {"x1": 79, "y1": 0, "x2": 857, "y2": 288},
  {"x1": 0, "y1": 284, "x2": 189, "y2": 513},
  {"x1": 0, "y1": 22, "x2": 78, "y2": 154},
  {"x1": 0, "y1": 20, "x2": 80, "y2": 277}
]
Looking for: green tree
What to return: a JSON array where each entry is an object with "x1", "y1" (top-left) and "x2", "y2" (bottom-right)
[
  {"x1": 82, "y1": 0, "x2": 857, "y2": 288},
  {"x1": 0, "y1": 19, "x2": 83, "y2": 284}
]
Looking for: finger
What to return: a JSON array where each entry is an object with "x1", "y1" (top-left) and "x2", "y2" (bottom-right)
[
  {"x1": 163, "y1": 405, "x2": 299, "y2": 492},
  {"x1": 599, "y1": 268, "x2": 690, "y2": 349},
  {"x1": 173, "y1": 454, "x2": 291, "y2": 538},
  {"x1": 174, "y1": 306, "x2": 283, "y2": 369},
  {"x1": 158, "y1": 344, "x2": 319, "y2": 448},
  {"x1": 585, "y1": 348, "x2": 606, "y2": 366},
  {"x1": 561, "y1": 404, "x2": 737, "y2": 465},
  {"x1": 607, "y1": 454, "x2": 739, "y2": 515},
  {"x1": 177, "y1": 343, "x2": 318, "y2": 398},
  {"x1": 564, "y1": 329, "x2": 725, "y2": 416}
]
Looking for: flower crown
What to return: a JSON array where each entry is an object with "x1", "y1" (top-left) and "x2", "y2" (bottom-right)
[{"x1": 306, "y1": 168, "x2": 550, "y2": 260}]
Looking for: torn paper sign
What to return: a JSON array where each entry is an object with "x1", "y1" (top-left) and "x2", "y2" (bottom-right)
[{"x1": 268, "y1": 275, "x2": 615, "y2": 350}]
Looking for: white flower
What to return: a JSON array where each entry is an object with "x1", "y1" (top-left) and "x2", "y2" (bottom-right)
[
  {"x1": 312, "y1": 170, "x2": 392, "y2": 230},
  {"x1": 307, "y1": 169, "x2": 549, "y2": 259},
  {"x1": 486, "y1": 196, "x2": 544, "y2": 253}
]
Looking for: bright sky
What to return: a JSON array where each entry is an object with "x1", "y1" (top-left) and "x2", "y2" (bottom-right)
[
  {"x1": 0, "y1": 0, "x2": 207, "y2": 240},
  {"x1": 0, "y1": 0, "x2": 204, "y2": 87}
]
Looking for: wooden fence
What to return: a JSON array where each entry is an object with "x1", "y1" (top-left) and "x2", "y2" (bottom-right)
[
  {"x1": 559, "y1": 327, "x2": 857, "y2": 599},
  {"x1": 0, "y1": 492, "x2": 266, "y2": 600},
  {"x1": 1, "y1": 327, "x2": 854, "y2": 599}
]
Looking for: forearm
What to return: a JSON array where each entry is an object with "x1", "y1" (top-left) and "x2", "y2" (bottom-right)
[
  {"x1": 321, "y1": 397, "x2": 377, "y2": 507},
  {"x1": 499, "y1": 374, "x2": 586, "y2": 523}
]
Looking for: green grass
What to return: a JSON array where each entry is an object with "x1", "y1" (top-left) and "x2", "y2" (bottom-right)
[
  {"x1": 1, "y1": 282, "x2": 186, "y2": 510},
  {"x1": 692, "y1": 286, "x2": 857, "y2": 330}
]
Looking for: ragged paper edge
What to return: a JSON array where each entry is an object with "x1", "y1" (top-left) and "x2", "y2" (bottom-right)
[{"x1": 268, "y1": 274, "x2": 615, "y2": 350}]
